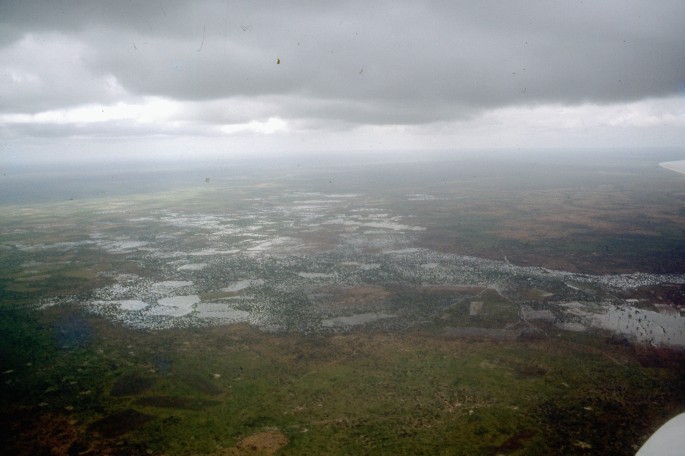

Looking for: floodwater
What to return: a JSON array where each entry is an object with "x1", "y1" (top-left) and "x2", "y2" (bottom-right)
[{"x1": 2, "y1": 150, "x2": 685, "y2": 454}]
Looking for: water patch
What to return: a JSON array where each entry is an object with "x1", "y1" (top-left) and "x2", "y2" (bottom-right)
[
  {"x1": 325, "y1": 193, "x2": 361, "y2": 198},
  {"x1": 222, "y1": 279, "x2": 264, "y2": 292},
  {"x1": 336, "y1": 262, "x2": 380, "y2": 270},
  {"x1": 15, "y1": 240, "x2": 95, "y2": 252},
  {"x1": 188, "y1": 249, "x2": 240, "y2": 256},
  {"x1": 557, "y1": 301, "x2": 685, "y2": 347},
  {"x1": 293, "y1": 199, "x2": 341, "y2": 204},
  {"x1": 590, "y1": 305, "x2": 685, "y2": 347},
  {"x1": 338, "y1": 261, "x2": 362, "y2": 267},
  {"x1": 362, "y1": 221, "x2": 425, "y2": 231},
  {"x1": 91, "y1": 300, "x2": 138, "y2": 311},
  {"x1": 147, "y1": 295, "x2": 200, "y2": 317},
  {"x1": 98, "y1": 240, "x2": 148, "y2": 253},
  {"x1": 247, "y1": 237, "x2": 301, "y2": 253},
  {"x1": 195, "y1": 303, "x2": 251, "y2": 321},
  {"x1": 116, "y1": 300, "x2": 148, "y2": 311},
  {"x1": 555, "y1": 322, "x2": 587, "y2": 332},
  {"x1": 383, "y1": 248, "x2": 422, "y2": 255},
  {"x1": 298, "y1": 272, "x2": 335, "y2": 279},
  {"x1": 176, "y1": 263, "x2": 208, "y2": 271},
  {"x1": 406, "y1": 193, "x2": 443, "y2": 201}
]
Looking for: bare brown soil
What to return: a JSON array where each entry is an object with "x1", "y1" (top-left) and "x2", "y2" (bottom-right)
[{"x1": 213, "y1": 430, "x2": 289, "y2": 455}]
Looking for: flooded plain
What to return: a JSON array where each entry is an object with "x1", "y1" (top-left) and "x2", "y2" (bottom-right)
[{"x1": 2, "y1": 151, "x2": 685, "y2": 454}]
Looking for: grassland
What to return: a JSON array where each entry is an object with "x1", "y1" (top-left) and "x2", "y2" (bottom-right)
[{"x1": 2, "y1": 304, "x2": 684, "y2": 455}]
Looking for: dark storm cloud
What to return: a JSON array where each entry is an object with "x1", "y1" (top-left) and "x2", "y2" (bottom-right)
[{"x1": 1, "y1": 0, "x2": 684, "y2": 126}]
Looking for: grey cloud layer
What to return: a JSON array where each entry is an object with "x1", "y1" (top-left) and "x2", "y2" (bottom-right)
[{"x1": 1, "y1": 0, "x2": 683, "y2": 127}]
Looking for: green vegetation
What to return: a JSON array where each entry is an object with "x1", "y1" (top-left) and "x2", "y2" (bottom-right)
[{"x1": 1, "y1": 304, "x2": 683, "y2": 455}]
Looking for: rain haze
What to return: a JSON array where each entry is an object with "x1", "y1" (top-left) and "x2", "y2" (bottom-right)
[
  {"x1": 2, "y1": 2, "x2": 685, "y2": 455},
  {"x1": 1, "y1": 0, "x2": 684, "y2": 162}
]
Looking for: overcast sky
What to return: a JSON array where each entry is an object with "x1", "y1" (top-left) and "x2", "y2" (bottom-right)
[{"x1": 1, "y1": 0, "x2": 684, "y2": 162}]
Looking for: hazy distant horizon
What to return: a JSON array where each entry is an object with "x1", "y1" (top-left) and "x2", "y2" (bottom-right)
[
  {"x1": 3, "y1": 146, "x2": 685, "y2": 167},
  {"x1": 2, "y1": 147, "x2": 684, "y2": 205}
]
